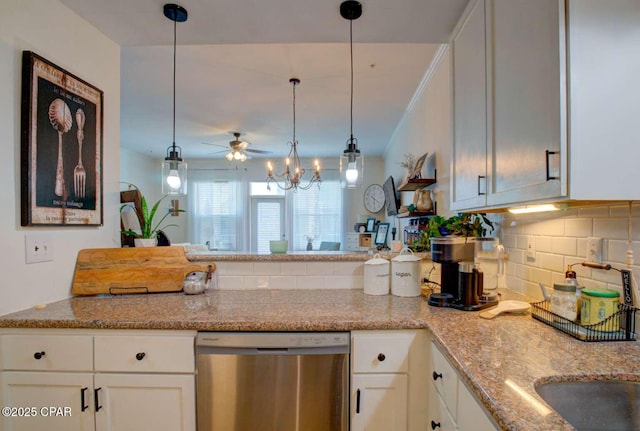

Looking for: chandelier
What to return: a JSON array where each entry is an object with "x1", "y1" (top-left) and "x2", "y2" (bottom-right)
[{"x1": 266, "y1": 78, "x2": 321, "y2": 191}]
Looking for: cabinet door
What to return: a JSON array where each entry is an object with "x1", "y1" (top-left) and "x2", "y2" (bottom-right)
[
  {"x1": 427, "y1": 389, "x2": 456, "y2": 431},
  {"x1": 457, "y1": 379, "x2": 499, "y2": 431},
  {"x1": 94, "y1": 373, "x2": 195, "y2": 431},
  {"x1": 451, "y1": 0, "x2": 488, "y2": 211},
  {"x1": 351, "y1": 374, "x2": 408, "y2": 431},
  {"x1": 486, "y1": 0, "x2": 566, "y2": 206},
  {"x1": 1, "y1": 371, "x2": 94, "y2": 431}
]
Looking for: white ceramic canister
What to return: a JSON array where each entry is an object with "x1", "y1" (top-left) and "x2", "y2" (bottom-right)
[
  {"x1": 391, "y1": 248, "x2": 422, "y2": 297},
  {"x1": 364, "y1": 253, "x2": 390, "y2": 295}
]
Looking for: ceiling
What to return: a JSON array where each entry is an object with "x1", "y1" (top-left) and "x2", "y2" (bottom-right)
[{"x1": 59, "y1": 0, "x2": 469, "y2": 160}]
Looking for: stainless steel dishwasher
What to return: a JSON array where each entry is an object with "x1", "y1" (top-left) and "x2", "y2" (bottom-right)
[{"x1": 196, "y1": 332, "x2": 350, "y2": 431}]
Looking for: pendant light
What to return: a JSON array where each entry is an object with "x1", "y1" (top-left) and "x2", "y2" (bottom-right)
[
  {"x1": 339, "y1": 0, "x2": 363, "y2": 189},
  {"x1": 266, "y1": 78, "x2": 321, "y2": 191},
  {"x1": 161, "y1": 3, "x2": 188, "y2": 195}
]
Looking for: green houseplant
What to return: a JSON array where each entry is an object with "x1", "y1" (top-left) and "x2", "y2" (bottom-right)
[
  {"x1": 410, "y1": 213, "x2": 494, "y2": 252},
  {"x1": 120, "y1": 184, "x2": 184, "y2": 246}
]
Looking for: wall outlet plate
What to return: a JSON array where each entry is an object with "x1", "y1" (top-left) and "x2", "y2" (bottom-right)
[
  {"x1": 526, "y1": 236, "x2": 536, "y2": 261},
  {"x1": 586, "y1": 237, "x2": 603, "y2": 262},
  {"x1": 25, "y1": 234, "x2": 53, "y2": 264}
]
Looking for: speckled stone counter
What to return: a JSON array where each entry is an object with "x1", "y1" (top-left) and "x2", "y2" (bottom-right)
[
  {"x1": 1, "y1": 288, "x2": 639, "y2": 431},
  {"x1": 186, "y1": 250, "x2": 429, "y2": 262}
]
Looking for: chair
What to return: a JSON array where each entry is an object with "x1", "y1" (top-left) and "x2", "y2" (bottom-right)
[{"x1": 319, "y1": 241, "x2": 340, "y2": 251}]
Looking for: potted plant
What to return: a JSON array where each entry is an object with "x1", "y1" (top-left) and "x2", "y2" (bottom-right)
[
  {"x1": 410, "y1": 213, "x2": 494, "y2": 252},
  {"x1": 120, "y1": 184, "x2": 184, "y2": 247}
]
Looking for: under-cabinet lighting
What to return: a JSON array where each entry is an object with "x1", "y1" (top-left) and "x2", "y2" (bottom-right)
[
  {"x1": 508, "y1": 204, "x2": 561, "y2": 214},
  {"x1": 504, "y1": 379, "x2": 552, "y2": 417}
]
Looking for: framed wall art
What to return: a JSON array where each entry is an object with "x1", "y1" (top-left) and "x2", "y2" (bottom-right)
[{"x1": 21, "y1": 51, "x2": 103, "y2": 226}]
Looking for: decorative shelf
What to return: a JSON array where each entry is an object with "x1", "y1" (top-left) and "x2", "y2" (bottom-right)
[
  {"x1": 397, "y1": 170, "x2": 437, "y2": 191},
  {"x1": 397, "y1": 210, "x2": 435, "y2": 218}
]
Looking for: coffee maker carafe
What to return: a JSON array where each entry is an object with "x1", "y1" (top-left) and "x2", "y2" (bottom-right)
[{"x1": 428, "y1": 237, "x2": 498, "y2": 311}]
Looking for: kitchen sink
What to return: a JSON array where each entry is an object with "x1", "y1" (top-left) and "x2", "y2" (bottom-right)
[{"x1": 535, "y1": 380, "x2": 640, "y2": 431}]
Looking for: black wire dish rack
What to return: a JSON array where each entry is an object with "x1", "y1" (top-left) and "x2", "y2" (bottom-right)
[{"x1": 531, "y1": 300, "x2": 638, "y2": 342}]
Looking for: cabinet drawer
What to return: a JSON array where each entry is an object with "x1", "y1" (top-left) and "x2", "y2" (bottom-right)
[
  {"x1": 1, "y1": 335, "x2": 93, "y2": 371},
  {"x1": 94, "y1": 335, "x2": 194, "y2": 373},
  {"x1": 352, "y1": 331, "x2": 414, "y2": 373},
  {"x1": 430, "y1": 341, "x2": 458, "y2": 419}
]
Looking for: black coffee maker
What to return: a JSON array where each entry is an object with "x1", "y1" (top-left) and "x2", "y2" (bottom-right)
[{"x1": 428, "y1": 237, "x2": 498, "y2": 311}]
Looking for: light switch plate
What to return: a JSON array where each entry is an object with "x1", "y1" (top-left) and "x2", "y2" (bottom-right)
[{"x1": 25, "y1": 234, "x2": 53, "y2": 263}]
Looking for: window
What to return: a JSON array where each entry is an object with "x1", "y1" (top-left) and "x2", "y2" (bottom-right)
[
  {"x1": 188, "y1": 170, "x2": 244, "y2": 251},
  {"x1": 291, "y1": 179, "x2": 342, "y2": 251}
]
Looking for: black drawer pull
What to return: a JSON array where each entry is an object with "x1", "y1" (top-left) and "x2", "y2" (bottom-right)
[
  {"x1": 377, "y1": 353, "x2": 386, "y2": 362},
  {"x1": 33, "y1": 351, "x2": 46, "y2": 360},
  {"x1": 94, "y1": 387, "x2": 102, "y2": 411},
  {"x1": 81, "y1": 387, "x2": 89, "y2": 412},
  {"x1": 432, "y1": 371, "x2": 443, "y2": 381},
  {"x1": 431, "y1": 420, "x2": 441, "y2": 429},
  {"x1": 135, "y1": 352, "x2": 146, "y2": 361}
]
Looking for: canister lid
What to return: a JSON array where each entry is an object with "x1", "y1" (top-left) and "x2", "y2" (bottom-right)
[
  {"x1": 365, "y1": 253, "x2": 389, "y2": 265},
  {"x1": 553, "y1": 283, "x2": 577, "y2": 292},
  {"x1": 581, "y1": 287, "x2": 620, "y2": 298},
  {"x1": 391, "y1": 248, "x2": 421, "y2": 262}
]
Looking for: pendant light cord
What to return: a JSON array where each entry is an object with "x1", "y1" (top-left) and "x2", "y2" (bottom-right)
[
  {"x1": 349, "y1": 18, "x2": 354, "y2": 140},
  {"x1": 172, "y1": 16, "x2": 177, "y2": 148},
  {"x1": 292, "y1": 80, "x2": 296, "y2": 143}
]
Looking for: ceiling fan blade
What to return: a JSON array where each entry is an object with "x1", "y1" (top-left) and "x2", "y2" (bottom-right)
[
  {"x1": 201, "y1": 142, "x2": 229, "y2": 149},
  {"x1": 245, "y1": 148, "x2": 272, "y2": 154}
]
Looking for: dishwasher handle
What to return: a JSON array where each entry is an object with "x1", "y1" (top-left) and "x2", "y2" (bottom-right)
[{"x1": 197, "y1": 345, "x2": 350, "y2": 355}]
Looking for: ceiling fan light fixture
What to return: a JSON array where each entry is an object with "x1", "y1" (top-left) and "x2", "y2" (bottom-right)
[
  {"x1": 162, "y1": 3, "x2": 188, "y2": 195},
  {"x1": 266, "y1": 78, "x2": 321, "y2": 191},
  {"x1": 339, "y1": 0, "x2": 364, "y2": 189}
]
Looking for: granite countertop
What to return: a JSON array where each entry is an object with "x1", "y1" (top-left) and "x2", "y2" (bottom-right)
[
  {"x1": 1, "y1": 288, "x2": 639, "y2": 431},
  {"x1": 185, "y1": 250, "x2": 431, "y2": 262}
]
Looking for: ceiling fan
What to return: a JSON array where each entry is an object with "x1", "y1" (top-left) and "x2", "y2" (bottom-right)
[{"x1": 205, "y1": 132, "x2": 272, "y2": 161}]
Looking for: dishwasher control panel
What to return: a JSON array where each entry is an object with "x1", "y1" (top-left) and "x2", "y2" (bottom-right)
[{"x1": 196, "y1": 331, "x2": 350, "y2": 349}]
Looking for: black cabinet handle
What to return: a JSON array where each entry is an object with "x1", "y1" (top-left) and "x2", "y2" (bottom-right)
[
  {"x1": 356, "y1": 388, "x2": 361, "y2": 414},
  {"x1": 94, "y1": 387, "x2": 102, "y2": 411},
  {"x1": 545, "y1": 150, "x2": 559, "y2": 180},
  {"x1": 431, "y1": 420, "x2": 441, "y2": 429},
  {"x1": 432, "y1": 371, "x2": 443, "y2": 381},
  {"x1": 377, "y1": 353, "x2": 386, "y2": 362},
  {"x1": 81, "y1": 387, "x2": 89, "y2": 412},
  {"x1": 477, "y1": 175, "x2": 486, "y2": 196},
  {"x1": 135, "y1": 352, "x2": 146, "y2": 361},
  {"x1": 33, "y1": 351, "x2": 46, "y2": 360}
]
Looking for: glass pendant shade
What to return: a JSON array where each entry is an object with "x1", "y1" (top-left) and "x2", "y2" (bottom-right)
[
  {"x1": 340, "y1": 139, "x2": 363, "y2": 189},
  {"x1": 162, "y1": 156, "x2": 187, "y2": 195}
]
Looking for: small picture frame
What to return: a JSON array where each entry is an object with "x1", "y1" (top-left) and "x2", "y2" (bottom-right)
[
  {"x1": 374, "y1": 222, "x2": 390, "y2": 246},
  {"x1": 366, "y1": 217, "x2": 376, "y2": 233}
]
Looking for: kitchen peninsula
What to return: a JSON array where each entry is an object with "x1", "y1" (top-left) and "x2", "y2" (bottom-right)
[{"x1": 2, "y1": 285, "x2": 640, "y2": 430}]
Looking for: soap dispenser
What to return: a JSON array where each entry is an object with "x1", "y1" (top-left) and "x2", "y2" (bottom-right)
[{"x1": 564, "y1": 265, "x2": 582, "y2": 315}]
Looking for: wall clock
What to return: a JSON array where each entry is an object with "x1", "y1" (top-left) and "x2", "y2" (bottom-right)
[{"x1": 364, "y1": 184, "x2": 386, "y2": 213}]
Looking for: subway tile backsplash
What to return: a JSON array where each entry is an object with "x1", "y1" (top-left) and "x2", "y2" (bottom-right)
[
  {"x1": 215, "y1": 261, "x2": 364, "y2": 290},
  {"x1": 503, "y1": 203, "x2": 640, "y2": 301}
]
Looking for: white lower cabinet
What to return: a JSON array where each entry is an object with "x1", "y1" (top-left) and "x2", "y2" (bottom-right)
[
  {"x1": 1, "y1": 372, "x2": 95, "y2": 431},
  {"x1": 350, "y1": 330, "x2": 428, "y2": 431},
  {"x1": 0, "y1": 329, "x2": 195, "y2": 431},
  {"x1": 428, "y1": 340, "x2": 499, "y2": 431}
]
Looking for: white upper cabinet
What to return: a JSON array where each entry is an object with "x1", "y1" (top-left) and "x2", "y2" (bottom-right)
[{"x1": 451, "y1": 0, "x2": 640, "y2": 211}]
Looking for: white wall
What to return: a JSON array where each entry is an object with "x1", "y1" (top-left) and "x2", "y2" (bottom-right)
[
  {"x1": 0, "y1": 1, "x2": 120, "y2": 315},
  {"x1": 383, "y1": 46, "x2": 452, "y2": 238}
]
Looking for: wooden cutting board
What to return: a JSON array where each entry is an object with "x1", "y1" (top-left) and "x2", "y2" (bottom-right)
[{"x1": 72, "y1": 246, "x2": 213, "y2": 295}]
